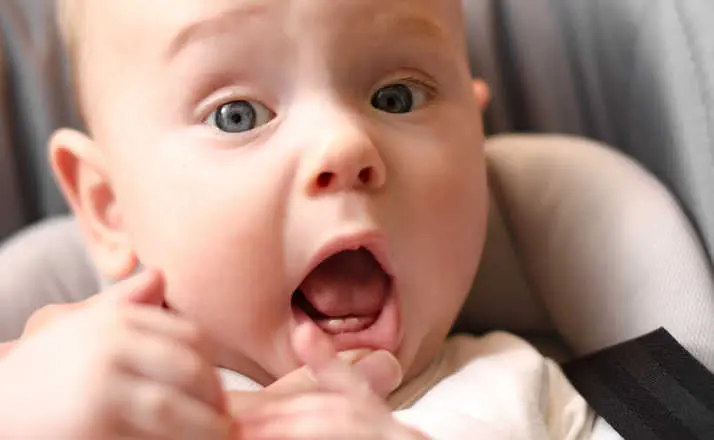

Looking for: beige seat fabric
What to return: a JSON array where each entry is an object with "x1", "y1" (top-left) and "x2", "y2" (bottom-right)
[{"x1": 460, "y1": 135, "x2": 714, "y2": 370}]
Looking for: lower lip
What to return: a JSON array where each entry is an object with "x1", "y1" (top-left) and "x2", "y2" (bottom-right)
[{"x1": 291, "y1": 290, "x2": 401, "y2": 354}]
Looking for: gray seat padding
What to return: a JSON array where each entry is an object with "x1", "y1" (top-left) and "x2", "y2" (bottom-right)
[{"x1": 0, "y1": 216, "x2": 99, "y2": 339}]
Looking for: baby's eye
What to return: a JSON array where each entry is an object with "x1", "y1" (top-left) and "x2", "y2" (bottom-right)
[
  {"x1": 371, "y1": 83, "x2": 428, "y2": 114},
  {"x1": 207, "y1": 100, "x2": 274, "y2": 133}
]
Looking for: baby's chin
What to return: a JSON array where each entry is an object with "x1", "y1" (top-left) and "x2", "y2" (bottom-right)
[{"x1": 396, "y1": 332, "x2": 451, "y2": 385}]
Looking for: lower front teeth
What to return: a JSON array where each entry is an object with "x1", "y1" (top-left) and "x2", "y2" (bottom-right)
[
  {"x1": 324, "y1": 318, "x2": 361, "y2": 332},
  {"x1": 317, "y1": 316, "x2": 375, "y2": 334}
]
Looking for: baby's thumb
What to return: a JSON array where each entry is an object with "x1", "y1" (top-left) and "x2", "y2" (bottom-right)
[
  {"x1": 351, "y1": 350, "x2": 402, "y2": 398},
  {"x1": 17, "y1": 270, "x2": 165, "y2": 340}
]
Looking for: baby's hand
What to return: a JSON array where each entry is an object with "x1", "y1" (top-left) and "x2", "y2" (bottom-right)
[
  {"x1": 0, "y1": 270, "x2": 232, "y2": 440},
  {"x1": 228, "y1": 348, "x2": 403, "y2": 420},
  {"x1": 0, "y1": 270, "x2": 169, "y2": 358},
  {"x1": 236, "y1": 321, "x2": 428, "y2": 440}
]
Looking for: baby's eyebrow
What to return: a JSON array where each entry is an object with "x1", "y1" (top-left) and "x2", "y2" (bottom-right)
[
  {"x1": 374, "y1": 11, "x2": 451, "y2": 47},
  {"x1": 166, "y1": 1, "x2": 268, "y2": 60}
]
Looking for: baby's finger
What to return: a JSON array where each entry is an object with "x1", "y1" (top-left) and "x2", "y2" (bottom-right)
[
  {"x1": 89, "y1": 268, "x2": 165, "y2": 307},
  {"x1": 121, "y1": 268, "x2": 166, "y2": 306},
  {"x1": 19, "y1": 270, "x2": 165, "y2": 341},
  {"x1": 123, "y1": 305, "x2": 213, "y2": 358},
  {"x1": 238, "y1": 394, "x2": 382, "y2": 440},
  {"x1": 240, "y1": 411, "x2": 334, "y2": 440},
  {"x1": 292, "y1": 318, "x2": 335, "y2": 369},
  {"x1": 239, "y1": 396, "x2": 422, "y2": 440},
  {"x1": 22, "y1": 302, "x2": 86, "y2": 337},
  {"x1": 114, "y1": 374, "x2": 233, "y2": 440},
  {"x1": 229, "y1": 351, "x2": 381, "y2": 416},
  {"x1": 291, "y1": 319, "x2": 383, "y2": 399},
  {"x1": 239, "y1": 393, "x2": 342, "y2": 421},
  {"x1": 265, "y1": 349, "x2": 369, "y2": 396},
  {"x1": 117, "y1": 328, "x2": 225, "y2": 412},
  {"x1": 238, "y1": 394, "x2": 339, "y2": 440}
]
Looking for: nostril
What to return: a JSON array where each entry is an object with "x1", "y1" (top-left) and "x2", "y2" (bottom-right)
[
  {"x1": 317, "y1": 172, "x2": 334, "y2": 189},
  {"x1": 359, "y1": 168, "x2": 372, "y2": 184}
]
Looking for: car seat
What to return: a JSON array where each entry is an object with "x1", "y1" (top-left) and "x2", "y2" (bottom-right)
[{"x1": 1, "y1": 0, "x2": 713, "y2": 438}]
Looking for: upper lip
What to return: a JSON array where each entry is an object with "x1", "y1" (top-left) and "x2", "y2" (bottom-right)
[{"x1": 295, "y1": 230, "x2": 394, "y2": 292}]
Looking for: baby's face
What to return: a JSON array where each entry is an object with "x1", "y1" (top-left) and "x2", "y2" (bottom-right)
[{"x1": 68, "y1": 0, "x2": 488, "y2": 384}]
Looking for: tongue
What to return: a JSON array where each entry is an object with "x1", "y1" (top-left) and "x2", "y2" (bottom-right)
[{"x1": 299, "y1": 249, "x2": 389, "y2": 319}]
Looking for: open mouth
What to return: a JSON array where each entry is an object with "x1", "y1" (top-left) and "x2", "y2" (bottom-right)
[{"x1": 291, "y1": 247, "x2": 399, "y2": 352}]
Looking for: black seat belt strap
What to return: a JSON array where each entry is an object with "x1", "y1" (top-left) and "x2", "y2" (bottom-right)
[{"x1": 564, "y1": 328, "x2": 714, "y2": 440}]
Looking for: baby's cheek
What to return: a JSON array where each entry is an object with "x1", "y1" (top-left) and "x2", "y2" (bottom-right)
[{"x1": 148, "y1": 219, "x2": 285, "y2": 336}]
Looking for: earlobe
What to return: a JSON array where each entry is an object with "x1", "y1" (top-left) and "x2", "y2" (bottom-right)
[
  {"x1": 472, "y1": 79, "x2": 491, "y2": 112},
  {"x1": 49, "y1": 129, "x2": 138, "y2": 280}
]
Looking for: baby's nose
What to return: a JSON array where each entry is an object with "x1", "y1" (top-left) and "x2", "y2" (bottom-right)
[
  {"x1": 314, "y1": 165, "x2": 375, "y2": 191},
  {"x1": 305, "y1": 121, "x2": 387, "y2": 195}
]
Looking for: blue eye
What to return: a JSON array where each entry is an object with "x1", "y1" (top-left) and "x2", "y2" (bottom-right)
[
  {"x1": 208, "y1": 100, "x2": 274, "y2": 133},
  {"x1": 371, "y1": 84, "x2": 428, "y2": 114}
]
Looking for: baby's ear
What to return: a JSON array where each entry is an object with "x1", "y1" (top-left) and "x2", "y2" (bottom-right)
[
  {"x1": 49, "y1": 129, "x2": 137, "y2": 280},
  {"x1": 472, "y1": 79, "x2": 491, "y2": 112}
]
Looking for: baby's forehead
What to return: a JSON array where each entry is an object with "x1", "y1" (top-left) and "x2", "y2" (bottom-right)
[{"x1": 84, "y1": 0, "x2": 464, "y2": 54}]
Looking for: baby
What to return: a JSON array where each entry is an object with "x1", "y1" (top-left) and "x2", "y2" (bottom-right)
[{"x1": 0, "y1": 0, "x2": 595, "y2": 438}]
